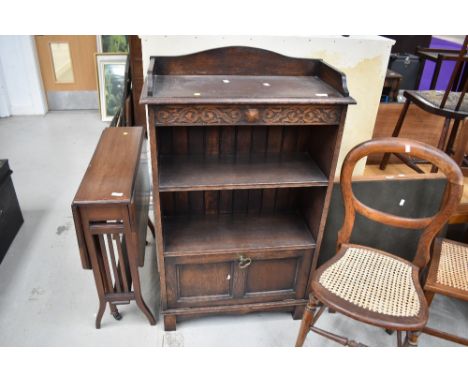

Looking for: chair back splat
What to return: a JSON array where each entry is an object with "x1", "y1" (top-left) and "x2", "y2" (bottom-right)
[
  {"x1": 441, "y1": 35, "x2": 468, "y2": 110},
  {"x1": 338, "y1": 138, "x2": 463, "y2": 269}
]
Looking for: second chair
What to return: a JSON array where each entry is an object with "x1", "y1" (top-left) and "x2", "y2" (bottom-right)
[{"x1": 295, "y1": 137, "x2": 463, "y2": 347}]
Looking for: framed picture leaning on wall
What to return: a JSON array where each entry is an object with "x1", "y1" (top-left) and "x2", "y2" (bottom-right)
[
  {"x1": 96, "y1": 35, "x2": 129, "y2": 53},
  {"x1": 95, "y1": 53, "x2": 127, "y2": 122}
]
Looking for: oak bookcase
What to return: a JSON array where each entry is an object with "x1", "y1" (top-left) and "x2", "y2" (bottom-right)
[{"x1": 141, "y1": 46, "x2": 355, "y2": 330}]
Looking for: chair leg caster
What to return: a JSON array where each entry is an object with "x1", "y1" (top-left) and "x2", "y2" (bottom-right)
[
  {"x1": 386, "y1": 329, "x2": 394, "y2": 335},
  {"x1": 112, "y1": 311, "x2": 122, "y2": 321}
]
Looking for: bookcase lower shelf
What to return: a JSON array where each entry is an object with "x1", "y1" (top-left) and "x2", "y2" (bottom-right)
[{"x1": 163, "y1": 212, "x2": 316, "y2": 256}]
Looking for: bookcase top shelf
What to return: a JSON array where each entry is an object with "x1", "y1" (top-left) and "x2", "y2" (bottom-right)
[{"x1": 140, "y1": 46, "x2": 356, "y2": 106}]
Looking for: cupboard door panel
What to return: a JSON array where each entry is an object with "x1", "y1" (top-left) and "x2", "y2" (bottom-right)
[
  {"x1": 245, "y1": 257, "x2": 298, "y2": 294},
  {"x1": 178, "y1": 262, "x2": 232, "y2": 298},
  {"x1": 166, "y1": 260, "x2": 234, "y2": 307},
  {"x1": 166, "y1": 249, "x2": 312, "y2": 308}
]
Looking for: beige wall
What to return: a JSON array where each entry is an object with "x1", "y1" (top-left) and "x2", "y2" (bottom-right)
[{"x1": 140, "y1": 35, "x2": 394, "y2": 175}]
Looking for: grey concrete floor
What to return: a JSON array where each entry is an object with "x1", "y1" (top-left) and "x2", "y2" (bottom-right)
[{"x1": 0, "y1": 111, "x2": 466, "y2": 346}]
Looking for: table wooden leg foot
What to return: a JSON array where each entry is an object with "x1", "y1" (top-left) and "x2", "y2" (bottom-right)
[
  {"x1": 134, "y1": 295, "x2": 156, "y2": 325},
  {"x1": 112, "y1": 310, "x2": 122, "y2": 321},
  {"x1": 147, "y1": 218, "x2": 156, "y2": 239},
  {"x1": 109, "y1": 302, "x2": 122, "y2": 320},
  {"x1": 95, "y1": 300, "x2": 106, "y2": 329}
]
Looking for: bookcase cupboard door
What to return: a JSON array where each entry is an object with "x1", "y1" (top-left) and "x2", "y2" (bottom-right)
[{"x1": 165, "y1": 249, "x2": 313, "y2": 309}]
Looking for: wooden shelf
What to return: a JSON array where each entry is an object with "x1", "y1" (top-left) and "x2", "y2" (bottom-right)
[
  {"x1": 163, "y1": 213, "x2": 316, "y2": 256},
  {"x1": 159, "y1": 153, "x2": 328, "y2": 191}
]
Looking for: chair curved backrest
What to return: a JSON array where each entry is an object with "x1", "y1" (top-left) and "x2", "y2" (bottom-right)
[{"x1": 337, "y1": 137, "x2": 464, "y2": 269}]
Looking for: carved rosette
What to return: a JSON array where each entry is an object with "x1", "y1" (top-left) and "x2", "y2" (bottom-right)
[{"x1": 155, "y1": 105, "x2": 341, "y2": 125}]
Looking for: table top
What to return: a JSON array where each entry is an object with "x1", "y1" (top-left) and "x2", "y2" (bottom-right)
[
  {"x1": 386, "y1": 69, "x2": 403, "y2": 79},
  {"x1": 73, "y1": 127, "x2": 144, "y2": 205}
]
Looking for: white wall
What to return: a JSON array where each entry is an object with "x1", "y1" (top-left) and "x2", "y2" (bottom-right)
[
  {"x1": 0, "y1": 57, "x2": 10, "y2": 117},
  {"x1": 0, "y1": 36, "x2": 48, "y2": 116},
  {"x1": 140, "y1": 35, "x2": 394, "y2": 175}
]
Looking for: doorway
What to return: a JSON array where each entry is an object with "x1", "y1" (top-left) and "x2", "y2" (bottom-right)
[{"x1": 35, "y1": 35, "x2": 98, "y2": 110}]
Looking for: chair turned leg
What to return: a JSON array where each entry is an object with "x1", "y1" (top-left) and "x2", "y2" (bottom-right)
[
  {"x1": 405, "y1": 331, "x2": 422, "y2": 347},
  {"x1": 453, "y1": 119, "x2": 468, "y2": 167},
  {"x1": 445, "y1": 119, "x2": 461, "y2": 156},
  {"x1": 424, "y1": 290, "x2": 435, "y2": 307},
  {"x1": 397, "y1": 331, "x2": 403, "y2": 347},
  {"x1": 295, "y1": 294, "x2": 320, "y2": 347},
  {"x1": 380, "y1": 98, "x2": 411, "y2": 170},
  {"x1": 431, "y1": 118, "x2": 451, "y2": 173}
]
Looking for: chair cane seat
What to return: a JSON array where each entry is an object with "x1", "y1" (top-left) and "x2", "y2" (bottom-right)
[
  {"x1": 425, "y1": 239, "x2": 468, "y2": 301},
  {"x1": 436, "y1": 240, "x2": 468, "y2": 291},
  {"x1": 312, "y1": 245, "x2": 428, "y2": 329},
  {"x1": 405, "y1": 90, "x2": 468, "y2": 117}
]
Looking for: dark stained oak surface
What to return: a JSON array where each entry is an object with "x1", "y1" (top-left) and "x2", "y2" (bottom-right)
[
  {"x1": 140, "y1": 46, "x2": 354, "y2": 330},
  {"x1": 163, "y1": 213, "x2": 316, "y2": 256},
  {"x1": 74, "y1": 127, "x2": 144, "y2": 204},
  {"x1": 159, "y1": 153, "x2": 328, "y2": 191},
  {"x1": 142, "y1": 75, "x2": 353, "y2": 105}
]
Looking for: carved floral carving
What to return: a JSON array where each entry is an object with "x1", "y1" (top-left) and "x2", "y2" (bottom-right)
[
  {"x1": 155, "y1": 105, "x2": 340, "y2": 125},
  {"x1": 156, "y1": 107, "x2": 242, "y2": 125},
  {"x1": 262, "y1": 106, "x2": 340, "y2": 124}
]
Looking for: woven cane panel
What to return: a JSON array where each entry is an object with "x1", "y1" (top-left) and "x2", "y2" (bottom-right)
[
  {"x1": 416, "y1": 91, "x2": 468, "y2": 114},
  {"x1": 437, "y1": 241, "x2": 468, "y2": 291},
  {"x1": 319, "y1": 247, "x2": 420, "y2": 317}
]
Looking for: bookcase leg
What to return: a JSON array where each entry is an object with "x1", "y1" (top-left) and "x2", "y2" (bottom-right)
[
  {"x1": 164, "y1": 315, "x2": 177, "y2": 331},
  {"x1": 292, "y1": 305, "x2": 305, "y2": 320}
]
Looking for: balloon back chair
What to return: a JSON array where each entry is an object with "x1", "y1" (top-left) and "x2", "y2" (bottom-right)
[
  {"x1": 422, "y1": 237, "x2": 468, "y2": 345},
  {"x1": 296, "y1": 138, "x2": 464, "y2": 347}
]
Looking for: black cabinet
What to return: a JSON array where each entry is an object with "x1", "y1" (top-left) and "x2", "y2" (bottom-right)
[{"x1": 0, "y1": 160, "x2": 23, "y2": 264}]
